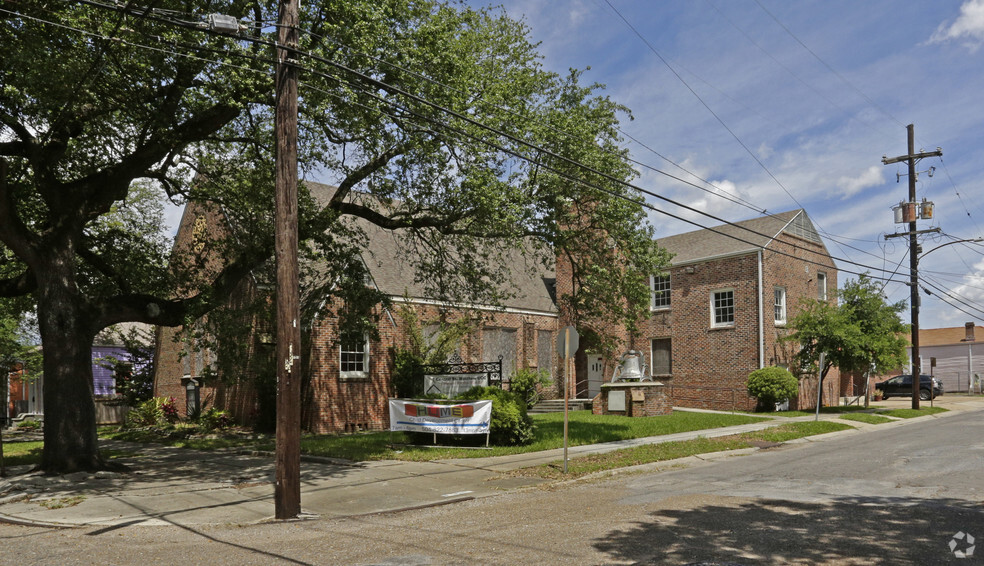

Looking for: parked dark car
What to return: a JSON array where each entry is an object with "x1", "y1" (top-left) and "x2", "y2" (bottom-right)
[{"x1": 876, "y1": 374, "x2": 944, "y2": 400}]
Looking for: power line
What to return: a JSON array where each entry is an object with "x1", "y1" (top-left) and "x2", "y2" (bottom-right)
[
  {"x1": 5, "y1": 2, "x2": 918, "y2": 285},
  {"x1": 752, "y1": 0, "x2": 906, "y2": 130}
]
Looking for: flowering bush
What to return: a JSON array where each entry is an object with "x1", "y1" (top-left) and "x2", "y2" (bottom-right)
[{"x1": 161, "y1": 397, "x2": 178, "y2": 423}]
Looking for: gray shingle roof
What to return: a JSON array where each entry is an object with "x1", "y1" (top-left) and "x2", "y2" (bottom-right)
[
  {"x1": 303, "y1": 181, "x2": 557, "y2": 314},
  {"x1": 657, "y1": 209, "x2": 824, "y2": 265}
]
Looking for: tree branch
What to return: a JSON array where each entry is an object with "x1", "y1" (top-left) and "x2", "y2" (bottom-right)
[
  {"x1": 0, "y1": 270, "x2": 37, "y2": 298},
  {"x1": 0, "y1": 158, "x2": 40, "y2": 265},
  {"x1": 329, "y1": 141, "x2": 411, "y2": 207},
  {"x1": 91, "y1": 242, "x2": 272, "y2": 331},
  {"x1": 77, "y1": 246, "x2": 132, "y2": 295}
]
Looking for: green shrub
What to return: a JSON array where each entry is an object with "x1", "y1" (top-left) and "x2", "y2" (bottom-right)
[
  {"x1": 125, "y1": 396, "x2": 178, "y2": 428},
  {"x1": 196, "y1": 407, "x2": 233, "y2": 432},
  {"x1": 392, "y1": 349, "x2": 425, "y2": 398},
  {"x1": 747, "y1": 367, "x2": 799, "y2": 411},
  {"x1": 459, "y1": 386, "x2": 535, "y2": 445},
  {"x1": 509, "y1": 368, "x2": 551, "y2": 409},
  {"x1": 14, "y1": 419, "x2": 41, "y2": 431}
]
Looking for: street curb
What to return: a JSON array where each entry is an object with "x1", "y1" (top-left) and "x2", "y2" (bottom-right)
[{"x1": 0, "y1": 510, "x2": 77, "y2": 529}]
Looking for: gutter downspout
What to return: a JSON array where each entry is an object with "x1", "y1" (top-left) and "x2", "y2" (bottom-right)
[{"x1": 757, "y1": 250, "x2": 765, "y2": 369}]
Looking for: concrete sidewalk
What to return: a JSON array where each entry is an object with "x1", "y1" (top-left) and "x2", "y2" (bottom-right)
[{"x1": 0, "y1": 398, "x2": 978, "y2": 529}]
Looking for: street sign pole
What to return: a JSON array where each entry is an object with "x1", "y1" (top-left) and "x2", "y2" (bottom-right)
[
  {"x1": 563, "y1": 330, "x2": 569, "y2": 474},
  {"x1": 556, "y1": 326, "x2": 579, "y2": 474}
]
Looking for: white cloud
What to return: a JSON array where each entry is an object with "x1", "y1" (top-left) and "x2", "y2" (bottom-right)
[
  {"x1": 835, "y1": 165, "x2": 885, "y2": 198},
  {"x1": 929, "y1": 0, "x2": 984, "y2": 48},
  {"x1": 757, "y1": 142, "x2": 774, "y2": 160}
]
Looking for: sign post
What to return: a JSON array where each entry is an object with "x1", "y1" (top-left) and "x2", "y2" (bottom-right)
[
  {"x1": 557, "y1": 326, "x2": 579, "y2": 473},
  {"x1": 815, "y1": 352, "x2": 825, "y2": 422}
]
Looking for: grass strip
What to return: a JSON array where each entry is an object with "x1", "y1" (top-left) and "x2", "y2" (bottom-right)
[
  {"x1": 100, "y1": 410, "x2": 770, "y2": 463},
  {"x1": 839, "y1": 413, "x2": 894, "y2": 425},
  {"x1": 879, "y1": 407, "x2": 948, "y2": 418},
  {"x1": 510, "y1": 420, "x2": 852, "y2": 480}
]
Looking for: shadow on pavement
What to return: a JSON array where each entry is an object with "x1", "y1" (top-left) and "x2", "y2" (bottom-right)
[{"x1": 594, "y1": 495, "x2": 983, "y2": 565}]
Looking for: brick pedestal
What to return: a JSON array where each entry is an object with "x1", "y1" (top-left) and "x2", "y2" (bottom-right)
[{"x1": 594, "y1": 381, "x2": 672, "y2": 417}]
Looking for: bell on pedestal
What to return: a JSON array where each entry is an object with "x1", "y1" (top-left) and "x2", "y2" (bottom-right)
[{"x1": 611, "y1": 350, "x2": 651, "y2": 382}]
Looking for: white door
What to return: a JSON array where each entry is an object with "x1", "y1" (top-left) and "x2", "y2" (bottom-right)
[{"x1": 587, "y1": 354, "x2": 604, "y2": 399}]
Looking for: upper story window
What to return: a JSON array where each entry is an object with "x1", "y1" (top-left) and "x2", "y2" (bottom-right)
[
  {"x1": 651, "y1": 274, "x2": 671, "y2": 310},
  {"x1": 340, "y1": 332, "x2": 369, "y2": 378},
  {"x1": 711, "y1": 289, "x2": 735, "y2": 328},
  {"x1": 774, "y1": 287, "x2": 787, "y2": 325},
  {"x1": 817, "y1": 272, "x2": 828, "y2": 301}
]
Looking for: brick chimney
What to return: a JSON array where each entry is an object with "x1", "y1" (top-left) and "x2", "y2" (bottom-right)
[{"x1": 962, "y1": 322, "x2": 976, "y2": 342}]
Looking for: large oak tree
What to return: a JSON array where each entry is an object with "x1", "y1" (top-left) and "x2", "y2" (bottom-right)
[{"x1": 0, "y1": 1, "x2": 668, "y2": 472}]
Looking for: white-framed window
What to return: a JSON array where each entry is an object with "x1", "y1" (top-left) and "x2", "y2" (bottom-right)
[
  {"x1": 817, "y1": 272, "x2": 827, "y2": 301},
  {"x1": 711, "y1": 289, "x2": 735, "y2": 328},
  {"x1": 774, "y1": 287, "x2": 787, "y2": 325},
  {"x1": 340, "y1": 332, "x2": 369, "y2": 378},
  {"x1": 651, "y1": 274, "x2": 671, "y2": 310}
]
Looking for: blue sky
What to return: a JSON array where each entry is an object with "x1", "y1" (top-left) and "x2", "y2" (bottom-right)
[{"x1": 466, "y1": 0, "x2": 984, "y2": 329}]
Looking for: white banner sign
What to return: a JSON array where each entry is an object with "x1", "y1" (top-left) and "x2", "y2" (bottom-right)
[{"x1": 389, "y1": 399, "x2": 492, "y2": 435}]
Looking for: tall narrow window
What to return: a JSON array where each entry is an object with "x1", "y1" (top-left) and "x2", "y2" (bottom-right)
[
  {"x1": 651, "y1": 338, "x2": 671, "y2": 376},
  {"x1": 817, "y1": 272, "x2": 827, "y2": 301},
  {"x1": 774, "y1": 287, "x2": 787, "y2": 325},
  {"x1": 711, "y1": 289, "x2": 735, "y2": 328},
  {"x1": 651, "y1": 274, "x2": 671, "y2": 309},
  {"x1": 340, "y1": 332, "x2": 369, "y2": 378}
]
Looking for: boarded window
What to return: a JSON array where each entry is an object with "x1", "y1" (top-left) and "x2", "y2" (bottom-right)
[
  {"x1": 483, "y1": 327, "x2": 517, "y2": 380},
  {"x1": 537, "y1": 330, "x2": 554, "y2": 380},
  {"x1": 651, "y1": 338, "x2": 671, "y2": 376}
]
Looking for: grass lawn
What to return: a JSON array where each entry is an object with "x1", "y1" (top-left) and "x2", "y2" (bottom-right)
[
  {"x1": 510, "y1": 421, "x2": 852, "y2": 479},
  {"x1": 102, "y1": 410, "x2": 769, "y2": 463},
  {"x1": 761, "y1": 405, "x2": 875, "y2": 418},
  {"x1": 0, "y1": 440, "x2": 43, "y2": 468},
  {"x1": 839, "y1": 413, "x2": 895, "y2": 425},
  {"x1": 301, "y1": 410, "x2": 770, "y2": 461}
]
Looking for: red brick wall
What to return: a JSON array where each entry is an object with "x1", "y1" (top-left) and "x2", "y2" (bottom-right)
[
  {"x1": 634, "y1": 235, "x2": 839, "y2": 411},
  {"x1": 302, "y1": 301, "x2": 560, "y2": 434}
]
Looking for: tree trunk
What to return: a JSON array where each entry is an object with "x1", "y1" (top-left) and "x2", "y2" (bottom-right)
[{"x1": 36, "y1": 248, "x2": 105, "y2": 473}]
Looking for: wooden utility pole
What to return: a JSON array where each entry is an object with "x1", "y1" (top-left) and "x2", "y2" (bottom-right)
[
  {"x1": 882, "y1": 124, "x2": 942, "y2": 410},
  {"x1": 274, "y1": 0, "x2": 301, "y2": 520}
]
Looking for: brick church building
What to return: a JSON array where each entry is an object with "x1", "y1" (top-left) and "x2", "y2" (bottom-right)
[{"x1": 154, "y1": 184, "x2": 839, "y2": 432}]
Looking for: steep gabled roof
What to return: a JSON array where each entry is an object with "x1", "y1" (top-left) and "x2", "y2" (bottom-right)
[
  {"x1": 303, "y1": 181, "x2": 557, "y2": 314},
  {"x1": 657, "y1": 209, "x2": 824, "y2": 265}
]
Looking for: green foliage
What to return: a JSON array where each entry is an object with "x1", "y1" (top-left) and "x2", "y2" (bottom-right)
[
  {"x1": 0, "y1": 301, "x2": 41, "y2": 379},
  {"x1": 95, "y1": 325, "x2": 156, "y2": 407},
  {"x1": 391, "y1": 304, "x2": 475, "y2": 398},
  {"x1": 1, "y1": 0, "x2": 667, "y2": 471},
  {"x1": 459, "y1": 386, "x2": 535, "y2": 446},
  {"x1": 392, "y1": 349, "x2": 426, "y2": 399},
  {"x1": 509, "y1": 368, "x2": 551, "y2": 409},
  {"x1": 746, "y1": 367, "x2": 799, "y2": 411},
  {"x1": 196, "y1": 407, "x2": 233, "y2": 433},
  {"x1": 13, "y1": 418, "x2": 41, "y2": 431},
  {"x1": 125, "y1": 397, "x2": 178, "y2": 428},
  {"x1": 787, "y1": 275, "x2": 909, "y2": 395}
]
